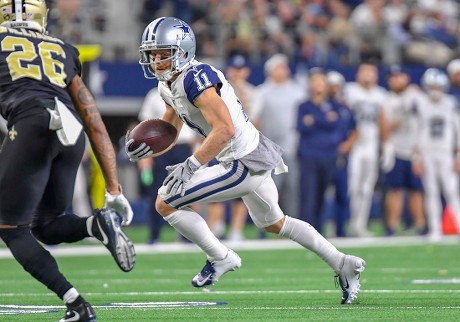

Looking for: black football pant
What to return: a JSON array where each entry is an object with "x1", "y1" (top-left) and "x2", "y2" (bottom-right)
[{"x1": 0, "y1": 110, "x2": 89, "y2": 299}]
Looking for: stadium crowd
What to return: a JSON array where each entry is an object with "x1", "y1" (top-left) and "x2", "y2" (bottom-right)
[
  {"x1": 3, "y1": 0, "x2": 460, "y2": 241},
  {"x1": 46, "y1": 0, "x2": 460, "y2": 67}
]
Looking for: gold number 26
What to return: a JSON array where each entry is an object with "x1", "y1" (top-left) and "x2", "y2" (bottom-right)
[{"x1": 1, "y1": 36, "x2": 67, "y2": 88}]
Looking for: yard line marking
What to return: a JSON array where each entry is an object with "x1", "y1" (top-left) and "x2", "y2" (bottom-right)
[
  {"x1": 0, "y1": 302, "x2": 226, "y2": 316},
  {"x1": 2, "y1": 289, "x2": 460, "y2": 297},
  {"x1": 1, "y1": 235, "x2": 459, "y2": 259},
  {"x1": 411, "y1": 279, "x2": 460, "y2": 284},
  {"x1": 1, "y1": 304, "x2": 460, "y2": 316}
]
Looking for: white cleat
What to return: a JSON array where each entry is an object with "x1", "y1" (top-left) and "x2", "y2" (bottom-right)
[
  {"x1": 192, "y1": 249, "x2": 242, "y2": 287},
  {"x1": 336, "y1": 255, "x2": 366, "y2": 304}
]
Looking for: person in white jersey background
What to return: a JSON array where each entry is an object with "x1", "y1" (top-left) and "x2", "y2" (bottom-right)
[
  {"x1": 412, "y1": 68, "x2": 460, "y2": 240},
  {"x1": 344, "y1": 62, "x2": 391, "y2": 237},
  {"x1": 125, "y1": 16, "x2": 365, "y2": 304},
  {"x1": 382, "y1": 66, "x2": 426, "y2": 236}
]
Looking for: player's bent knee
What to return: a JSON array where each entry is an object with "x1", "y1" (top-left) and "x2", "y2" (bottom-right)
[
  {"x1": 264, "y1": 217, "x2": 285, "y2": 234},
  {"x1": 31, "y1": 225, "x2": 53, "y2": 245},
  {"x1": 155, "y1": 197, "x2": 176, "y2": 217}
]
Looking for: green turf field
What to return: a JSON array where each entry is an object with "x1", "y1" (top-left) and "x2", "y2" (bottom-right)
[{"x1": 1, "y1": 228, "x2": 459, "y2": 321}]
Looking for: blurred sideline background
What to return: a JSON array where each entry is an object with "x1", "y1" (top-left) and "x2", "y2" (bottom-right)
[{"x1": 3, "y1": 0, "x2": 459, "y2": 239}]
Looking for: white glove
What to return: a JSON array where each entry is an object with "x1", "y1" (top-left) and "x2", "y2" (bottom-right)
[
  {"x1": 105, "y1": 186, "x2": 134, "y2": 226},
  {"x1": 163, "y1": 156, "x2": 201, "y2": 197},
  {"x1": 125, "y1": 131, "x2": 153, "y2": 162},
  {"x1": 381, "y1": 142, "x2": 396, "y2": 173}
]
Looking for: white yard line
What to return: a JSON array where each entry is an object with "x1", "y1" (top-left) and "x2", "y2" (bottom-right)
[
  {"x1": 1, "y1": 301, "x2": 460, "y2": 316},
  {"x1": 2, "y1": 289, "x2": 460, "y2": 297},
  {"x1": 0, "y1": 235, "x2": 459, "y2": 259}
]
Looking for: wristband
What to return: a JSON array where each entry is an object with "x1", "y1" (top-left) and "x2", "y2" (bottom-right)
[{"x1": 189, "y1": 155, "x2": 202, "y2": 167}]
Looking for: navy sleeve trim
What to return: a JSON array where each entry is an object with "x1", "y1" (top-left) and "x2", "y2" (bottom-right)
[{"x1": 184, "y1": 64, "x2": 222, "y2": 103}]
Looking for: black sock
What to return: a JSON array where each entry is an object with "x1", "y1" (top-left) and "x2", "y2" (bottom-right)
[{"x1": 0, "y1": 227, "x2": 73, "y2": 299}]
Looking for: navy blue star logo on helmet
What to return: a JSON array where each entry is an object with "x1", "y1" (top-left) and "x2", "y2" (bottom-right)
[{"x1": 174, "y1": 22, "x2": 192, "y2": 40}]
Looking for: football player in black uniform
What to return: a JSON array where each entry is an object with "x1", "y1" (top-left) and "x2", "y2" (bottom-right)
[{"x1": 0, "y1": 1, "x2": 135, "y2": 321}]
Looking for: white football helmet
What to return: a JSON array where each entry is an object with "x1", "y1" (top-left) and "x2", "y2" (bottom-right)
[
  {"x1": 421, "y1": 68, "x2": 449, "y2": 101},
  {"x1": 326, "y1": 71, "x2": 345, "y2": 87},
  {"x1": 139, "y1": 17, "x2": 196, "y2": 81},
  {"x1": 0, "y1": 0, "x2": 48, "y2": 33}
]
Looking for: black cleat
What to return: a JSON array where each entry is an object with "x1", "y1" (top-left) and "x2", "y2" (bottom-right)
[
  {"x1": 59, "y1": 298, "x2": 96, "y2": 322},
  {"x1": 92, "y1": 208, "x2": 135, "y2": 272}
]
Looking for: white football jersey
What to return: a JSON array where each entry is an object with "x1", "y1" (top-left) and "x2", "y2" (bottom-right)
[
  {"x1": 158, "y1": 60, "x2": 259, "y2": 162},
  {"x1": 384, "y1": 86, "x2": 421, "y2": 159},
  {"x1": 344, "y1": 82, "x2": 387, "y2": 152},
  {"x1": 413, "y1": 92, "x2": 460, "y2": 154}
]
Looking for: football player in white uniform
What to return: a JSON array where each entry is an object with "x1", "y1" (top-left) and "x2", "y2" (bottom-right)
[
  {"x1": 344, "y1": 63, "x2": 391, "y2": 237},
  {"x1": 383, "y1": 66, "x2": 426, "y2": 236},
  {"x1": 126, "y1": 17, "x2": 365, "y2": 304},
  {"x1": 412, "y1": 68, "x2": 460, "y2": 240}
]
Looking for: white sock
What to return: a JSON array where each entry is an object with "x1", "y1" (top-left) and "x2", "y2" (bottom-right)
[
  {"x1": 86, "y1": 216, "x2": 94, "y2": 237},
  {"x1": 63, "y1": 288, "x2": 79, "y2": 304},
  {"x1": 279, "y1": 216, "x2": 345, "y2": 272},
  {"x1": 164, "y1": 209, "x2": 228, "y2": 261}
]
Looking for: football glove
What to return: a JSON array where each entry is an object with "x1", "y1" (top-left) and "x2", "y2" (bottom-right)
[
  {"x1": 163, "y1": 156, "x2": 201, "y2": 197},
  {"x1": 125, "y1": 130, "x2": 153, "y2": 162},
  {"x1": 105, "y1": 185, "x2": 134, "y2": 226}
]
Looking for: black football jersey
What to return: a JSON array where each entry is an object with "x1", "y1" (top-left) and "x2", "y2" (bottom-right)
[{"x1": 0, "y1": 26, "x2": 81, "y2": 124}]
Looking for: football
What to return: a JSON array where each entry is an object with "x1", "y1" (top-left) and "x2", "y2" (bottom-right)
[{"x1": 127, "y1": 119, "x2": 177, "y2": 154}]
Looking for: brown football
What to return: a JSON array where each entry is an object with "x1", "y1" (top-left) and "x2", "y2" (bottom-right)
[{"x1": 127, "y1": 119, "x2": 177, "y2": 154}]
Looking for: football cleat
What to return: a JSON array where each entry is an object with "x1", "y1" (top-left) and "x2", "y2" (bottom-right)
[
  {"x1": 192, "y1": 249, "x2": 242, "y2": 287},
  {"x1": 335, "y1": 255, "x2": 366, "y2": 304},
  {"x1": 92, "y1": 208, "x2": 136, "y2": 272},
  {"x1": 59, "y1": 298, "x2": 96, "y2": 322}
]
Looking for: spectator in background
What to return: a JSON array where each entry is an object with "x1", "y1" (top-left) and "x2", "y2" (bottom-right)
[
  {"x1": 405, "y1": 0, "x2": 458, "y2": 66},
  {"x1": 138, "y1": 88, "x2": 198, "y2": 244},
  {"x1": 344, "y1": 63, "x2": 390, "y2": 237},
  {"x1": 383, "y1": 66, "x2": 426, "y2": 236},
  {"x1": 382, "y1": 0, "x2": 411, "y2": 65},
  {"x1": 251, "y1": 54, "x2": 306, "y2": 218},
  {"x1": 349, "y1": 0, "x2": 387, "y2": 62},
  {"x1": 412, "y1": 68, "x2": 460, "y2": 240},
  {"x1": 327, "y1": 71, "x2": 357, "y2": 237},
  {"x1": 296, "y1": 69, "x2": 356, "y2": 234},
  {"x1": 447, "y1": 59, "x2": 460, "y2": 103},
  {"x1": 326, "y1": 0, "x2": 360, "y2": 65},
  {"x1": 47, "y1": 0, "x2": 83, "y2": 43},
  {"x1": 47, "y1": 0, "x2": 105, "y2": 46}
]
